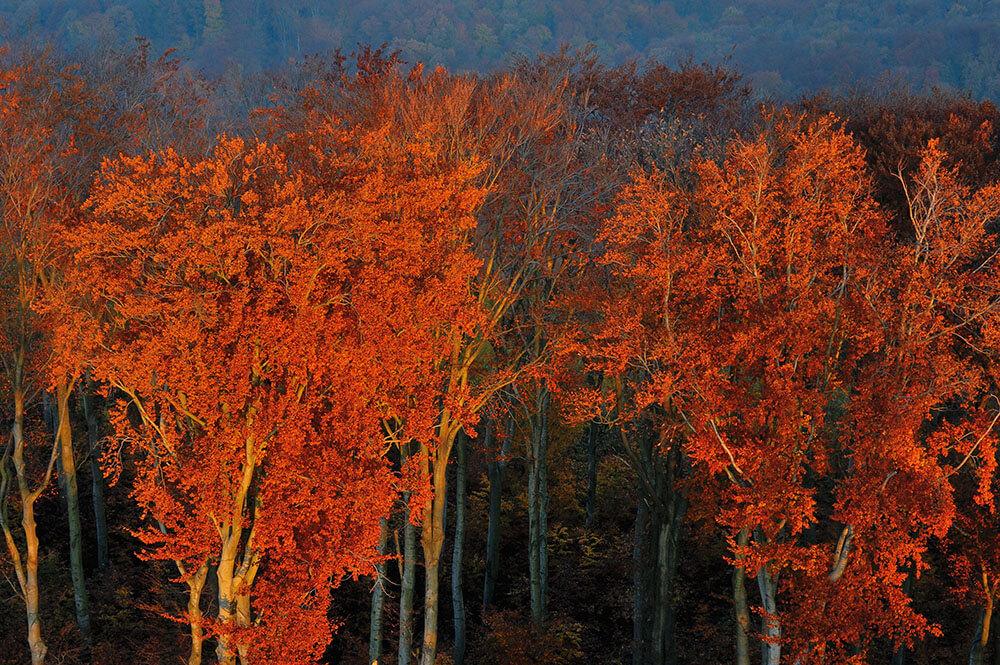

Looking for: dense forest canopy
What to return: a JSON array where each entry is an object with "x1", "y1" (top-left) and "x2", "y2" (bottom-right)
[
  {"x1": 6, "y1": 4, "x2": 1000, "y2": 665},
  {"x1": 3, "y1": 0, "x2": 1000, "y2": 98}
]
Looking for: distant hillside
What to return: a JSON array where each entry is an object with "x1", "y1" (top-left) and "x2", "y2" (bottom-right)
[{"x1": 3, "y1": 0, "x2": 1000, "y2": 98}]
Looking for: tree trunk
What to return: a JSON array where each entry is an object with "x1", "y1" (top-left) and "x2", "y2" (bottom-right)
[
  {"x1": 649, "y1": 444, "x2": 685, "y2": 665},
  {"x1": 971, "y1": 585, "x2": 994, "y2": 665},
  {"x1": 632, "y1": 492, "x2": 650, "y2": 665},
  {"x1": 630, "y1": 424, "x2": 688, "y2": 665},
  {"x1": 3, "y1": 386, "x2": 50, "y2": 665},
  {"x1": 215, "y1": 563, "x2": 253, "y2": 665},
  {"x1": 236, "y1": 591, "x2": 252, "y2": 664},
  {"x1": 24, "y1": 496, "x2": 46, "y2": 665},
  {"x1": 398, "y1": 492, "x2": 418, "y2": 665},
  {"x1": 528, "y1": 385, "x2": 550, "y2": 628},
  {"x1": 651, "y1": 500, "x2": 684, "y2": 663},
  {"x1": 483, "y1": 415, "x2": 512, "y2": 610},
  {"x1": 451, "y1": 433, "x2": 467, "y2": 665},
  {"x1": 186, "y1": 562, "x2": 209, "y2": 665},
  {"x1": 651, "y1": 517, "x2": 672, "y2": 665},
  {"x1": 419, "y1": 426, "x2": 456, "y2": 665},
  {"x1": 80, "y1": 377, "x2": 109, "y2": 572},
  {"x1": 369, "y1": 518, "x2": 390, "y2": 665},
  {"x1": 971, "y1": 610, "x2": 988, "y2": 665},
  {"x1": 585, "y1": 422, "x2": 598, "y2": 528},
  {"x1": 57, "y1": 382, "x2": 92, "y2": 645},
  {"x1": 734, "y1": 528, "x2": 752, "y2": 665},
  {"x1": 757, "y1": 565, "x2": 780, "y2": 665},
  {"x1": 216, "y1": 561, "x2": 238, "y2": 665}
]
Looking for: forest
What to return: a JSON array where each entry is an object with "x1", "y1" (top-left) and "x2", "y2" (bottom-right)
[
  {"x1": 3, "y1": 1, "x2": 1000, "y2": 99},
  {"x1": 3, "y1": 33, "x2": 1000, "y2": 665}
]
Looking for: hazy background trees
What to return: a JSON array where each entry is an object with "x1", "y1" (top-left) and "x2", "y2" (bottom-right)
[{"x1": 2, "y1": 1, "x2": 1000, "y2": 99}]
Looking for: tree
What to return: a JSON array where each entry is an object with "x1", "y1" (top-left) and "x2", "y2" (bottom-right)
[
  {"x1": 0, "y1": 51, "x2": 103, "y2": 663},
  {"x1": 68, "y1": 43, "x2": 504, "y2": 663}
]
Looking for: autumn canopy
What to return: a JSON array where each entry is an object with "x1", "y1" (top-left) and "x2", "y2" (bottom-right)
[{"x1": 3, "y1": 43, "x2": 1000, "y2": 665}]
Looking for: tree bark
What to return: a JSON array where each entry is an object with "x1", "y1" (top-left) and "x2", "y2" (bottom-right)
[
  {"x1": 1, "y1": 383, "x2": 52, "y2": 665},
  {"x1": 527, "y1": 385, "x2": 550, "y2": 628},
  {"x1": 398, "y1": 491, "x2": 418, "y2": 665},
  {"x1": 649, "y1": 443, "x2": 685, "y2": 665},
  {"x1": 757, "y1": 565, "x2": 780, "y2": 665},
  {"x1": 57, "y1": 382, "x2": 92, "y2": 645},
  {"x1": 632, "y1": 490, "x2": 651, "y2": 665},
  {"x1": 236, "y1": 591, "x2": 252, "y2": 664},
  {"x1": 970, "y1": 576, "x2": 994, "y2": 665},
  {"x1": 80, "y1": 376, "x2": 109, "y2": 571},
  {"x1": 186, "y1": 562, "x2": 209, "y2": 665},
  {"x1": 734, "y1": 528, "x2": 752, "y2": 665},
  {"x1": 483, "y1": 415, "x2": 512, "y2": 610},
  {"x1": 451, "y1": 433, "x2": 467, "y2": 665},
  {"x1": 369, "y1": 517, "x2": 390, "y2": 665},
  {"x1": 419, "y1": 424, "x2": 457, "y2": 665},
  {"x1": 216, "y1": 559, "x2": 239, "y2": 665},
  {"x1": 213, "y1": 434, "x2": 258, "y2": 665},
  {"x1": 23, "y1": 488, "x2": 46, "y2": 665}
]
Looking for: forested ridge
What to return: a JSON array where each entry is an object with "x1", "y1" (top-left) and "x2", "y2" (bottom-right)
[
  {"x1": 3, "y1": 1, "x2": 1000, "y2": 98},
  {"x1": 4, "y1": 35, "x2": 1000, "y2": 665}
]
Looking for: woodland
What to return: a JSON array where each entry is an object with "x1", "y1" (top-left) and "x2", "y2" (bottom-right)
[
  {"x1": 3, "y1": 35, "x2": 1000, "y2": 665},
  {"x1": 3, "y1": 1, "x2": 1000, "y2": 98}
]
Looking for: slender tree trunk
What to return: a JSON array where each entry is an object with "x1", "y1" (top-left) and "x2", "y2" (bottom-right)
[
  {"x1": 186, "y1": 562, "x2": 209, "y2": 665},
  {"x1": 757, "y1": 566, "x2": 780, "y2": 665},
  {"x1": 971, "y1": 580, "x2": 994, "y2": 665},
  {"x1": 80, "y1": 377, "x2": 109, "y2": 571},
  {"x1": 215, "y1": 518, "x2": 251, "y2": 663},
  {"x1": 369, "y1": 518, "x2": 390, "y2": 665},
  {"x1": 972, "y1": 610, "x2": 988, "y2": 665},
  {"x1": 650, "y1": 501, "x2": 684, "y2": 663},
  {"x1": 734, "y1": 528, "x2": 752, "y2": 665},
  {"x1": 483, "y1": 415, "x2": 512, "y2": 609},
  {"x1": 651, "y1": 517, "x2": 672, "y2": 665},
  {"x1": 216, "y1": 559, "x2": 238, "y2": 665},
  {"x1": 215, "y1": 561, "x2": 253, "y2": 665},
  {"x1": 419, "y1": 426, "x2": 456, "y2": 665},
  {"x1": 398, "y1": 492, "x2": 417, "y2": 665},
  {"x1": 528, "y1": 385, "x2": 550, "y2": 628},
  {"x1": 585, "y1": 422, "x2": 598, "y2": 528},
  {"x1": 649, "y1": 445, "x2": 685, "y2": 665},
  {"x1": 419, "y1": 460, "x2": 447, "y2": 665},
  {"x1": 451, "y1": 433, "x2": 467, "y2": 665},
  {"x1": 984, "y1": 585, "x2": 994, "y2": 661},
  {"x1": 632, "y1": 492, "x2": 650, "y2": 665},
  {"x1": 57, "y1": 382, "x2": 92, "y2": 644},
  {"x1": 236, "y1": 591, "x2": 252, "y2": 664},
  {"x1": 24, "y1": 497, "x2": 46, "y2": 665},
  {"x1": 420, "y1": 535, "x2": 441, "y2": 665},
  {"x1": 212, "y1": 429, "x2": 258, "y2": 665},
  {"x1": 3, "y1": 386, "x2": 50, "y2": 665},
  {"x1": 538, "y1": 401, "x2": 549, "y2": 624}
]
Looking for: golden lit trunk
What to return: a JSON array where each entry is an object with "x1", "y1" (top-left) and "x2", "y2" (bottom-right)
[
  {"x1": 5, "y1": 385, "x2": 50, "y2": 665},
  {"x1": 56, "y1": 382, "x2": 92, "y2": 643},
  {"x1": 215, "y1": 436, "x2": 257, "y2": 665},
  {"x1": 419, "y1": 424, "x2": 457, "y2": 665},
  {"x1": 187, "y1": 563, "x2": 208, "y2": 665}
]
